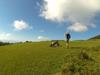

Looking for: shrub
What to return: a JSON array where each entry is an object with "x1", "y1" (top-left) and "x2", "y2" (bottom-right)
[
  {"x1": 61, "y1": 51, "x2": 100, "y2": 75},
  {"x1": 0, "y1": 41, "x2": 11, "y2": 46}
]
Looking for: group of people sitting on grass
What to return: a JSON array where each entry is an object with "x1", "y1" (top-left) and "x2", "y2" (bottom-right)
[{"x1": 50, "y1": 32, "x2": 71, "y2": 48}]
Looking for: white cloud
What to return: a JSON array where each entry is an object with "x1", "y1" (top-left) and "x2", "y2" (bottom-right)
[
  {"x1": 0, "y1": 33, "x2": 12, "y2": 41},
  {"x1": 40, "y1": 30, "x2": 45, "y2": 32},
  {"x1": 40, "y1": 0, "x2": 100, "y2": 32},
  {"x1": 37, "y1": 36, "x2": 49, "y2": 41},
  {"x1": 13, "y1": 20, "x2": 32, "y2": 30},
  {"x1": 68, "y1": 23, "x2": 88, "y2": 32},
  {"x1": 90, "y1": 24, "x2": 96, "y2": 28}
]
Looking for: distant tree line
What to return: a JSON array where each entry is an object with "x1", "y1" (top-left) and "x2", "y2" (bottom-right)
[
  {"x1": 0, "y1": 40, "x2": 34, "y2": 46},
  {"x1": 0, "y1": 41, "x2": 11, "y2": 46}
]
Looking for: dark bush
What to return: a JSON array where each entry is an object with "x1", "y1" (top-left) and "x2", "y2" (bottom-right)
[{"x1": 0, "y1": 41, "x2": 11, "y2": 46}]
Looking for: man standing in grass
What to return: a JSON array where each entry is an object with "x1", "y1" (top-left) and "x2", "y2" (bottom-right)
[{"x1": 64, "y1": 32, "x2": 71, "y2": 48}]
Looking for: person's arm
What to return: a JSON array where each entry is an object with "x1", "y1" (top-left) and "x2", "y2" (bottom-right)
[
  {"x1": 69, "y1": 34, "x2": 71, "y2": 39},
  {"x1": 64, "y1": 33, "x2": 67, "y2": 41}
]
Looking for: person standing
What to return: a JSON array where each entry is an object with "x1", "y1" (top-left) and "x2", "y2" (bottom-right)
[{"x1": 64, "y1": 32, "x2": 71, "y2": 48}]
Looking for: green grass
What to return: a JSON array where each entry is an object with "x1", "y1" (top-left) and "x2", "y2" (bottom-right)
[{"x1": 0, "y1": 40, "x2": 100, "y2": 75}]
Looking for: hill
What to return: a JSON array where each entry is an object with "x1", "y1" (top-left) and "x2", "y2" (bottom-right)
[
  {"x1": 89, "y1": 35, "x2": 100, "y2": 40},
  {"x1": 0, "y1": 40, "x2": 100, "y2": 75}
]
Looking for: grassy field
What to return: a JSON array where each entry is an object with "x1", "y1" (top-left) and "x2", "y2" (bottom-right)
[{"x1": 0, "y1": 40, "x2": 100, "y2": 75}]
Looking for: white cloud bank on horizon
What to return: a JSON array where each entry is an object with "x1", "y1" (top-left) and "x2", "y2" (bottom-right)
[
  {"x1": 37, "y1": 36, "x2": 49, "y2": 41},
  {"x1": 13, "y1": 20, "x2": 32, "y2": 30},
  {"x1": 0, "y1": 33, "x2": 12, "y2": 41},
  {"x1": 0, "y1": 32, "x2": 33, "y2": 42},
  {"x1": 40, "y1": 0, "x2": 100, "y2": 32}
]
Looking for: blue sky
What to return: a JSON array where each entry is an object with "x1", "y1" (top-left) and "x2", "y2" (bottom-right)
[{"x1": 0, "y1": 0, "x2": 100, "y2": 42}]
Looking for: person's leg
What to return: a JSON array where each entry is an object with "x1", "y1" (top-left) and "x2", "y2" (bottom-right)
[
  {"x1": 67, "y1": 39, "x2": 70, "y2": 48},
  {"x1": 56, "y1": 41, "x2": 59, "y2": 47}
]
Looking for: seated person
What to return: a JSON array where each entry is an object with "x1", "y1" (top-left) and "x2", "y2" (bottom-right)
[{"x1": 50, "y1": 40, "x2": 60, "y2": 47}]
